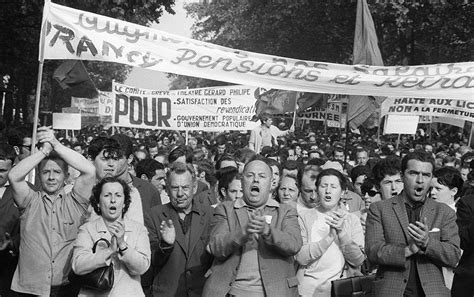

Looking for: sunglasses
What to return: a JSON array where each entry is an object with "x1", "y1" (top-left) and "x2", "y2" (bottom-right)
[{"x1": 363, "y1": 190, "x2": 380, "y2": 197}]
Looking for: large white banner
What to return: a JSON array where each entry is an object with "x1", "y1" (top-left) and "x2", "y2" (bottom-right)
[
  {"x1": 113, "y1": 82, "x2": 259, "y2": 131},
  {"x1": 381, "y1": 98, "x2": 474, "y2": 122},
  {"x1": 41, "y1": 3, "x2": 473, "y2": 100}
]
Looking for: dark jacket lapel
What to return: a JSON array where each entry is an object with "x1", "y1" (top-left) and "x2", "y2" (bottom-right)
[
  {"x1": 163, "y1": 204, "x2": 187, "y2": 255},
  {"x1": 420, "y1": 198, "x2": 436, "y2": 230},
  {"x1": 188, "y1": 202, "x2": 206, "y2": 257}
]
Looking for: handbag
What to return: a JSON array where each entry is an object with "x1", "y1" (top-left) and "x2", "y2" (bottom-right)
[
  {"x1": 69, "y1": 238, "x2": 114, "y2": 292},
  {"x1": 331, "y1": 260, "x2": 375, "y2": 297}
]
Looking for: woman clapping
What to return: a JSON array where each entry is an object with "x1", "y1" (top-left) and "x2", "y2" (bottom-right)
[
  {"x1": 71, "y1": 177, "x2": 151, "y2": 296},
  {"x1": 296, "y1": 169, "x2": 365, "y2": 297}
]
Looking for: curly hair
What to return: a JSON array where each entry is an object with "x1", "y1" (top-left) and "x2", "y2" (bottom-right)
[{"x1": 90, "y1": 177, "x2": 131, "y2": 218}]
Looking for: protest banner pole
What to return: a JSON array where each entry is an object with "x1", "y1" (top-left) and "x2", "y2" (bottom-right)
[
  {"x1": 324, "y1": 101, "x2": 328, "y2": 135},
  {"x1": 469, "y1": 124, "x2": 473, "y2": 148},
  {"x1": 31, "y1": 60, "x2": 44, "y2": 152},
  {"x1": 343, "y1": 120, "x2": 350, "y2": 170},
  {"x1": 428, "y1": 122, "x2": 432, "y2": 143},
  {"x1": 376, "y1": 115, "x2": 382, "y2": 145},
  {"x1": 185, "y1": 130, "x2": 189, "y2": 145},
  {"x1": 292, "y1": 100, "x2": 298, "y2": 128}
]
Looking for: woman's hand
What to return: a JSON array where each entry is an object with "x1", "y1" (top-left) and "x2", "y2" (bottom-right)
[
  {"x1": 108, "y1": 221, "x2": 126, "y2": 248},
  {"x1": 325, "y1": 210, "x2": 346, "y2": 232}
]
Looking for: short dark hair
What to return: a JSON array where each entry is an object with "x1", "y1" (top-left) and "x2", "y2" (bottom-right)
[
  {"x1": 218, "y1": 167, "x2": 241, "y2": 200},
  {"x1": 265, "y1": 158, "x2": 281, "y2": 175},
  {"x1": 433, "y1": 167, "x2": 464, "y2": 199},
  {"x1": 401, "y1": 150, "x2": 435, "y2": 174},
  {"x1": 234, "y1": 148, "x2": 256, "y2": 164},
  {"x1": 168, "y1": 145, "x2": 193, "y2": 164},
  {"x1": 111, "y1": 134, "x2": 133, "y2": 157},
  {"x1": 0, "y1": 143, "x2": 16, "y2": 163},
  {"x1": 316, "y1": 168, "x2": 347, "y2": 189},
  {"x1": 282, "y1": 159, "x2": 300, "y2": 172},
  {"x1": 215, "y1": 154, "x2": 237, "y2": 170},
  {"x1": 372, "y1": 156, "x2": 402, "y2": 185},
  {"x1": 135, "y1": 159, "x2": 165, "y2": 180},
  {"x1": 90, "y1": 177, "x2": 131, "y2": 217},
  {"x1": 259, "y1": 112, "x2": 272, "y2": 124},
  {"x1": 350, "y1": 165, "x2": 372, "y2": 184},
  {"x1": 88, "y1": 137, "x2": 123, "y2": 160}
]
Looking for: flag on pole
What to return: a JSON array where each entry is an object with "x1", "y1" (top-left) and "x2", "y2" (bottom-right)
[
  {"x1": 53, "y1": 60, "x2": 98, "y2": 98},
  {"x1": 348, "y1": 0, "x2": 384, "y2": 130}
]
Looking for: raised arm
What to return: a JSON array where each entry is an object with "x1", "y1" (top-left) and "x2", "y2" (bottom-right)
[
  {"x1": 8, "y1": 142, "x2": 51, "y2": 208},
  {"x1": 37, "y1": 127, "x2": 96, "y2": 199}
]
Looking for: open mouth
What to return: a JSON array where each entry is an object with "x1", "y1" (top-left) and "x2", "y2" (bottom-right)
[
  {"x1": 109, "y1": 206, "x2": 117, "y2": 212},
  {"x1": 250, "y1": 185, "x2": 260, "y2": 195},
  {"x1": 414, "y1": 186, "x2": 424, "y2": 196},
  {"x1": 323, "y1": 195, "x2": 332, "y2": 202}
]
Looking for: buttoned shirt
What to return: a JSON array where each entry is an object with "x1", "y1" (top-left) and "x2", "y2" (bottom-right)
[{"x1": 11, "y1": 188, "x2": 89, "y2": 296}]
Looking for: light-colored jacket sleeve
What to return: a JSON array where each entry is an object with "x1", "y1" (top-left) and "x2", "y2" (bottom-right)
[
  {"x1": 338, "y1": 212, "x2": 365, "y2": 267},
  {"x1": 118, "y1": 224, "x2": 151, "y2": 276},
  {"x1": 295, "y1": 212, "x2": 335, "y2": 266},
  {"x1": 72, "y1": 224, "x2": 112, "y2": 275}
]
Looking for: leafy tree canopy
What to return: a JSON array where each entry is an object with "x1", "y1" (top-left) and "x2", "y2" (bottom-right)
[{"x1": 0, "y1": 0, "x2": 175, "y2": 117}]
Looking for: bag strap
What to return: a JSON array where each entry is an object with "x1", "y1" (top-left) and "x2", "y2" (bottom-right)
[{"x1": 92, "y1": 238, "x2": 111, "y2": 253}]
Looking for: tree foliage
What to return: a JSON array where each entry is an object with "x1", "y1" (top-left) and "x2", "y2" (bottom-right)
[
  {"x1": 0, "y1": 0, "x2": 175, "y2": 122},
  {"x1": 170, "y1": 0, "x2": 472, "y2": 88}
]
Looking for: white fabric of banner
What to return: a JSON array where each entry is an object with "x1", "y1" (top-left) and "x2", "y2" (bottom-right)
[{"x1": 41, "y1": 3, "x2": 473, "y2": 100}]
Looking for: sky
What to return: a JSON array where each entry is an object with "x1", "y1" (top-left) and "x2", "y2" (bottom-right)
[{"x1": 125, "y1": 0, "x2": 196, "y2": 90}]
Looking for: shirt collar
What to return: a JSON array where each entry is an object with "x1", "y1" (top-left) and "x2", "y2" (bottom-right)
[
  {"x1": 234, "y1": 197, "x2": 280, "y2": 209},
  {"x1": 403, "y1": 192, "x2": 425, "y2": 209},
  {"x1": 41, "y1": 189, "x2": 66, "y2": 201}
]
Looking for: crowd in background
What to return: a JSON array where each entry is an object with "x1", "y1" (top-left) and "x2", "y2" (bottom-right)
[{"x1": 0, "y1": 116, "x2": 473, "y2": 297}]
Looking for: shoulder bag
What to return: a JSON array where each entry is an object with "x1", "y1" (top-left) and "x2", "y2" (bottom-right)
[
  {"x1": 69, "y1": 238, "x2": 114, "y2": 292},
  {"x1": 331, "y1": 260, "x2": 375, "y2": 297}
]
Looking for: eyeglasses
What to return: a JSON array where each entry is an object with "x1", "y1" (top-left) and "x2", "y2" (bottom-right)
[{"x1": 363, "y1": 190, "x2": 380, "y2": 197}]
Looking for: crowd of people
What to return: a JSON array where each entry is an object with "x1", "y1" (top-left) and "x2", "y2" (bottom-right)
[{"x1": 0, "y1": 113, "x2": 473, "y2": 297}]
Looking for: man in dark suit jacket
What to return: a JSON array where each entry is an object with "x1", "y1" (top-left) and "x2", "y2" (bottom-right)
[
  {"x1": 202, "y1": 158, "x2": 302, "y2": 297},
  {"x1": 0, "y1": 143, "x2": 19, "y2": 297},
  {"x1": 452, "y1": 194, "x2": 474, "y2": 296},
  {"x1": 145, "y1": 162, "x2": 213, "y2": 297},
  {"x1": 366, "y1": 151, "x2": 461, "y2": 297}
]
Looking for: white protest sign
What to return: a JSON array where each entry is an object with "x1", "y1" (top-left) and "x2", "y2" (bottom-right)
[
  {"x1": 41, "y1": 2, "x2": 473, "y2": 100},
  {"x1": 53, "y1": 113, "x2": 82, "y2": 130},
  {"x1": 384, "y1": 115, "x2": 419, "y2": 135},
  {"x1": 71, "y1": 97, "x2": 99, "y2": 114},
  {"x1": 381, "y1": 98, "x2": 474, "y2": 122},
  {"x1": 113, "y1": 82, "x2": 259, "y2": 131},
  {"x1": 326, "y1": 102, "x2": 345, "y2": 128},
  {"x1": 99, "y1": 91, "x2": 114, "y2": 115}
]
